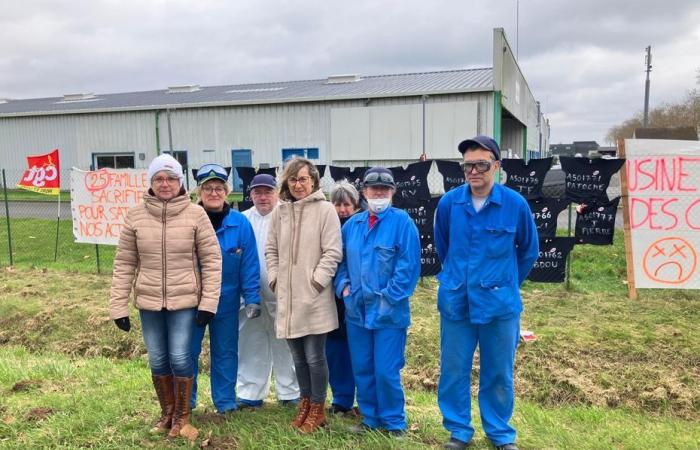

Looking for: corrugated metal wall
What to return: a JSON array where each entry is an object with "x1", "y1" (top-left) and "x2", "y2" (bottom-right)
[
  {"x1": 0, "y1": 92, "x2": 493, "y2": 179},
  {"x1": 0, "y1": 112, "x2": 156, "y2": 170}
]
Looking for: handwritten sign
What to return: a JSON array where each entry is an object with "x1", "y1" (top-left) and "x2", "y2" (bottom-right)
[
  {"x1": 624, "y1": 139, "x2": 700, "y2": 289},
  {"x1": 70, "y1": 168, "x2": 149, "y2": 245}
]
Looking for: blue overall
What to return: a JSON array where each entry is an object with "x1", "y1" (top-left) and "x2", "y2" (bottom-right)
[
  {"x1": 335, "y1": 207, "x2": 420, "y2": 430},
  {"x1": 190, "y1": 210, "x2": 260, "y2": 413},
  {"x1": 434, "y1": 183, "x2": 538, "y2": 446}
]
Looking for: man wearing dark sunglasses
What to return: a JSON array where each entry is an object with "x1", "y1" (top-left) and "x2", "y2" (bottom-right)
[{"x1": 434, "y1": 135, "x2": 539, "y2": 450}]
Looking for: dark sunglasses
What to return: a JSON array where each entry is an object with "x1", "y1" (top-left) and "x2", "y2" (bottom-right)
[
  {"x1": 460, "y1": 160, "x2": 492, "y2": 174},
  {"x1": 364, "y1": 172, "x2": 395, "y2": 184}
]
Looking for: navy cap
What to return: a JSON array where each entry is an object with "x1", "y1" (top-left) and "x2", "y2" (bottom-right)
[
  {"x1": 249, "y1": 174, "x2": 277, "y2": 189},
  {"x1": 458, "y1": 135, "x2": 501, "y2": 160},
  {"x1": 363, "y1": 167, "x2": 395, "y2": 188}
]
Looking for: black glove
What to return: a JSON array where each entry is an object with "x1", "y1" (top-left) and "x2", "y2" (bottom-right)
[
  {"x1": 245, "y1": 303, "x2": 262, "y2": 319},
  {"x1": 114, "y1": 317, "x2": 131, "y2": 332},
  {"x1": 196, "y1": 310, "x2": 215, "y2": 327}
]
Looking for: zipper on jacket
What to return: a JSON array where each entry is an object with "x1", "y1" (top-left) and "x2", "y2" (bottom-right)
[
  {"x1": 161, "y1": 202, "x2": 167, "y2": 309},
  {"x1": 287, "y1": 206, "x2": 295, "y2": 337}
]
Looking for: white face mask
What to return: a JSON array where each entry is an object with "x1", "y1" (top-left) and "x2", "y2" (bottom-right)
[{"x1": 367, "y1": 197, "x2": 391, "y2": 214}]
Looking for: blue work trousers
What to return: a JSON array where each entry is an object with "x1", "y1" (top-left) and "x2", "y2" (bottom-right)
[
  {"x1": 346, "y1": 322, "x2": 407, "y2": 431},
  {"x1": 326, "y1": 335, "x2": 356, "y2": 410},
  {"x1": 190, "y1": 310, "x2": 240, "y2": 413},
  {"x1": 438, "y1": 314, "x2": 520, "y2": 446},
  {"x1": 139, "y1": 308, "x2": 196, "y2": 377}
]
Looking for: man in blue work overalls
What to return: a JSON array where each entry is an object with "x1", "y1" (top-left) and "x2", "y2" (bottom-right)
[{"x1": 435, "y1": 136, "x2": 539, "y2": 450}]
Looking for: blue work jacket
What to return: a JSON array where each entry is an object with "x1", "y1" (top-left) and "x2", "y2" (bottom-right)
[
  {"x1": 434, "y1": 183, "x2": 539, "y2": 324},
  {"x1": 334, "y1": 207, "x2": 421, "y2": 329},
  {"x1": 216, "y1": 210, "x2": 260, "y2": 316}
]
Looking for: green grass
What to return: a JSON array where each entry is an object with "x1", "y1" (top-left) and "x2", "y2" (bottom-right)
[
  {"x1": 0, "y1": 189, "x2": 71, "y2": 202},
  {"x1": 1, "y1": 347, "x2": 698, "y2": 449},
  {"x1": 0, "y1": 257, "x2": 699, "y2": 448},
  {"x1": 0, "y1": 218, "x2": 114, "y2": 272}
]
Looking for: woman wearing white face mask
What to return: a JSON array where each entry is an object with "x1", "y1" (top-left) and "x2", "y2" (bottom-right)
[{"x1": 334, "y1": 167, "x2": 421, "y2": 437}]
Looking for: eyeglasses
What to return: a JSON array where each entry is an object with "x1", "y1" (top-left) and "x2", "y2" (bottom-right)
[
  {"x1": 460, "y1": 160, "x2": 493, "y2": 174},
  {"x1": 288, "y1": 176, "x2": 312, "y2": 185},
  {"x1": 202, "y1": 186, "x2": 226, "y2": 194},
  {"x1": 364, "y1": 172, "x2": 394, "y2": 184},
  {"x1": 152, "y1": 176, "x2": 180, "y2": 184}
]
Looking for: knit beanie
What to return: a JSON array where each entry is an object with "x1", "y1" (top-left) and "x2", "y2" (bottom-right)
[{"x1": 147, "y1": 154, "x2": 184, "y2": 187}]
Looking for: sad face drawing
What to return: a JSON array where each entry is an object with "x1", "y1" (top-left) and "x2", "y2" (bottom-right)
[{"x1": 642, "y1": 237, "x2": 697, "y2": 284}]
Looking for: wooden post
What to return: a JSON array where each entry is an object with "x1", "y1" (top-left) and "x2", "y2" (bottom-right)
[{"x1": 617, "y1": 139, "x2": 638, "y2": 300}]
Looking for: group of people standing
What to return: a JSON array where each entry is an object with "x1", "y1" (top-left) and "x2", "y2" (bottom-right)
[{"x1": 108, "y1": 134, "x2": 538, "y2": 450}]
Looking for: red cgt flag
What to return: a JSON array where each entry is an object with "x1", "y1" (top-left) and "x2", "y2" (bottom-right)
[{"x1": 17, "y1": 149, "x2": 61, "y2": 195}]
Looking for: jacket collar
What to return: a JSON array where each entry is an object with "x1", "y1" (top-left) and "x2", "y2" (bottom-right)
[
  {"x1": 454, "y1": 183, "x2": 503, "y2": 206},
  {"x1": 285, "y1": 188, "x2": 326, "y2": 207},
  {"x1": 143, "y1": 191, "x2": 191, "y2": 218}
]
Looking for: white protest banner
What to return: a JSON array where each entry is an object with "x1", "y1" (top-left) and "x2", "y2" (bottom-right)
[
  {"x1": 71, "y1": 168, "x2": 149, "y2": 245},
  {"x1": 623, "y1": 139, "x2": 700, "y2": 289}
]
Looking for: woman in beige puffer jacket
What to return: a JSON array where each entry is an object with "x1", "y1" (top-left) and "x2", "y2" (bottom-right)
[
  {"x1": 266, "y1": 157, "x2": 342, "y2": 433},
  {"x1": 109, "y1": 154, "x2": 221, "y2": 441}
]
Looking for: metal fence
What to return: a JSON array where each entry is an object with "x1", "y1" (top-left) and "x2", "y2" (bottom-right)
[{"x1": 1, "y1": 159, "x2": 575, "y2": 274}]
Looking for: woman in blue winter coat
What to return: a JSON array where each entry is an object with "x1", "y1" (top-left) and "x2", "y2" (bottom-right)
[{"x1": 189, "y1": 163, "x2": 262, "y2": 414}]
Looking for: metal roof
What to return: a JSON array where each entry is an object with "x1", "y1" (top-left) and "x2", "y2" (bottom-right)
[{"x1": 0, "y1": 68, "x2": 493, "y2": 118}]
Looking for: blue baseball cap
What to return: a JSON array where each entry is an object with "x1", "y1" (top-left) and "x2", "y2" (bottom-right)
[
  {"x1": 249, "y1": 173, "x2": 277, "y2": 189},
  {"x1": 458, "y1": 135, "x2": 501, "y2": 160},
  {"x1": 196, "y1": 163, "x2": 229, "y2": 185}
]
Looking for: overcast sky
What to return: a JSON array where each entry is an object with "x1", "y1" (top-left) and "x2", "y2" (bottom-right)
[{"x1": 1, "y1": 0, "x2": 698, "y2": 145}]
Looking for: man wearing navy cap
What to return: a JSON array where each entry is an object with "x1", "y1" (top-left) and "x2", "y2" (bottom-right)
[
  {"x1": 435, "y1": 136, "x2": 539, "y2": 450},
  {"x1": 237, "y1": 174, "x2": 300, "y2": 409}
]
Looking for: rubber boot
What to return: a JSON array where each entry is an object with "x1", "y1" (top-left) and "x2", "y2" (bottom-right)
[
  {"x1": 290, "y1": 397, "x2": 311, "y2": 428},
  {"x1": 168, "y1": 376, "x2": 199, "y2": 441},
  {"x1": 150, "y1": 374, "x2": 175, "y2": 434},
  {"x1": 298, "y1": 402, "x2": 326, "y2": 434}
]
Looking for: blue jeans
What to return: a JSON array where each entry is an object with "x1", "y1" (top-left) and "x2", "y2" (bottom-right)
[{"x1": 139, "y1": 308, "x2": 196, "y2": 377}]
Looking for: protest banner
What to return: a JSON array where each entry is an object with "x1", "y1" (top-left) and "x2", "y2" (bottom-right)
[
  {"x1": 70, "y1": 168, "x2": 149, "y2": 245},
  {"x1": 621, "y1": 139, "x2": 700, "y2": 295},
  {"x1": 17, "y1": 149, "x2": 61, "y2": 195}
]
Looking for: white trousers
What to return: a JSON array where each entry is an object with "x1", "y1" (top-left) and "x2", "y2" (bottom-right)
[{"x1": 237, "y1": 307, "x2": 299, "y2": 401}]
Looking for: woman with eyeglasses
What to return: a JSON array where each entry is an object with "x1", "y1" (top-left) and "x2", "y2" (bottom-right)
[
  {"x1": 325, "y1": 181, "x2": 361, "y2": 417},
  {"x1": 109, "y1": 154, "x2": 222, "y2": 441},
  {"x1": 266, "y1": 157, "x2": 342, "y2": 433},
  {"x1": 189, "y1": 163, "x2": 262, "y2": 416}
]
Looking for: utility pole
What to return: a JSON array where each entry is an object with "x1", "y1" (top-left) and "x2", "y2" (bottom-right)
[
  {"x1": 643, "y1": 46, "x2": 652, "y2": 127},
  {"x1": 516, "y1": 0, "x2": 519, "y2": 60}
]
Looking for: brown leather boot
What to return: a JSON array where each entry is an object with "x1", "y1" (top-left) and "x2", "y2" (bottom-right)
[
  {"x1": 150, "y1": 374, "x2": 174, "y2": 434},
  {"x1": 168, "y1": 376, "x2": 199, "y2": 441},
  {"x1": 290, "y1": 397, "x2": 311, "y2": 428},
  {"x1": 298, "y1": 402, "x2": 326, "y2": 434}
]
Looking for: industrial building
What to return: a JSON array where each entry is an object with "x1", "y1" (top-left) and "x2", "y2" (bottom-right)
[{"x1": 0, "y1": 28, "x2": 549, "y2": 189}]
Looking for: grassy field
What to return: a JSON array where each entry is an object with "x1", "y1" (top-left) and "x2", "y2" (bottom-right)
[{"x1": 0, "y1": 232, "x2": 699, "y2": 449}]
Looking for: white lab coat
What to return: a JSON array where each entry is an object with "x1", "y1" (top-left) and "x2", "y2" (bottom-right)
[{"x1": 237, "y1": 206, "x2": 299, "y2": 401}]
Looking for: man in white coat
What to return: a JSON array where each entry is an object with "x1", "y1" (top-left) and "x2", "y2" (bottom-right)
[{"x1": 237, "y1": 174, "x2": 300, "y2": 407}]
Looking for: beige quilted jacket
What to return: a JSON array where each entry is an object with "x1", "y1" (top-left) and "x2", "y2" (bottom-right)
[
  {"x1": 109, "y1": 191, "x2": 222, "y2": 319},
  {"x1": 266, "y1": 189, "x2": 342, "y2": 339}
]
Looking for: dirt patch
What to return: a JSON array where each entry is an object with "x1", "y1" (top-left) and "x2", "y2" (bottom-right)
[
  {"x1": 25, "y1": 407, "x2": 53, "y2": 422},
  {"x1": 10, "y1": 380, "x2": 42, "y2": 392}
]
